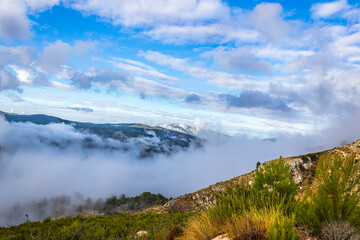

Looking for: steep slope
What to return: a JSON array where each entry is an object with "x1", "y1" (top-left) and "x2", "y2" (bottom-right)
[{"x1": 164, "y1": 139, "x2": 360, "y2": 213}]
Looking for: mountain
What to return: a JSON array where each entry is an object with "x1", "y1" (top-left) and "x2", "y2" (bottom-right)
[
  {"x1": 162, "y1": 139, "x2": 360, "y2": 213},
  {"x1": 0, "y1": 112, "x2": 202, "y2": 158},
  {"x1": 159, "y1": 123, "x2": 228, "y2": 140}
]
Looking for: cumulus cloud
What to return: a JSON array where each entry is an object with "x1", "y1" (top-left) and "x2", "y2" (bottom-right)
[
  {"x1": 69, "y1": 0, "x2": 229, "y2": 27},
  {"x1": 37, "y1": 40, "x2": 96, "y2": 73},
  {"x1": 0, "y1": 45, "x2": 35, "y2": 66},
  {"x1": 219, "y1": 90, "x2": 291, "y2": 112},
  {"x1": 67, "y1": 0, "x2": 263, "y2": 44},
  {"x1": 0, "y1": 67, "x2": 21, "y2": 91},
  {"x1": 205, "y1": 47, "x2": 273, "y2": 74},
  {"x1": 0, "y1": 0, "x2": 30, "y2": 39},
  {"x1": 0, "y1": 0, "x2": 59, "y2": 39},
  {"x1": 0, "y1": 45, "x2": 46, "y2": 91},
  {"x1": 71, "y1": 69, "x2": 131, "y2": 89},
  {"x1": 248, "y1": 3, "x2": 295, "y2": 44},
  {"x1": 311, "y1": 0, "x2": 349, "y2": 19}
]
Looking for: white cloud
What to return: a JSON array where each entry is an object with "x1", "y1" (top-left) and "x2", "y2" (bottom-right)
[
  {"x1": 141, "y1": 50, "x2": 266, "y2": 90},
  {"x1": 37, "y1": 40, "x2": 72, "y2": 73},
  {"x1": 0, "y1": 67, "x2": 21, "y2": 91},
  {"x1": 0, "y1": 45, "x2": 35, "y2": 66},
  {"x1": 144, "y1": 23, "x2": 259, "y2": 44},
  {"x1": 0, "y1": 0, "x2": 30, "y2": 39},
  {"x1": 248, "y1": 3, "x2": 294, "y2": 44},
  {"x1": 50, "y1": 81, "x2": 74, "y2": 91},
  {"x1": 204, "y1": 47, "x2": 273, "y2": 74},
  {"x1": 332, "y1": 31, "x2": 360, "y2": 58},
  {"x1": 112, "y1": 58, "x2": 178, "y2": 83},
  {"x1": 67, "y1": 0, "x2": 265, "y2": 45},
  {"x1": 70, "y1": 0, "x2": 229, "y2": 27},
  {"x1": 37, "y1": 40, "x2": 96, "y2": 73},
  {"x1": 0, "y1": 0, "x2": 59, "y2": 39},
  {"x1": 311, "y1": 0, "x2": 349, "y2": 19},
  {"x1": 24, "y1": 0, "x2": 59, "y2": 12},
  {"x1": 130, "y1": 76, "x2": 186, "y2": 100},
  {"x1": 255, "y1": 46, "x2": 315, "y2": 61}
]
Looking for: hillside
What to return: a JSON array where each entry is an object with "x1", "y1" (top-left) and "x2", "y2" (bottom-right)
[
  {"x1": 0, "y1": 138, "x2": 359, "y2": 239},
  {"x1": 0, "y1": 112, "x2": 202, "y2": 157},
  {"x1": 163, "y1": 139, "x2": 360, "y2": 213}
]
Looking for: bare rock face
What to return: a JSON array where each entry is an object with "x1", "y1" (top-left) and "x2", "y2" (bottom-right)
[{"x1": 287, "y1": 157, "x2": 313, "y2": 185}]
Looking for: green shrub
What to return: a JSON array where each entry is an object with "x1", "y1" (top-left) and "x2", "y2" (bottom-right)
[
  {"x1": 297, "y1": 153, "x2": 360, "y2": 233},
  {"x1": 0, "y1": 212, "x2": 195, "y2": 240},
  {"x1": 182, "y1": 157, "x2": 300, "y2": 239},
  {"x1": 266, "y1": 213, "x2": 300, "y2": 240},
  {"x1": 253, "y1": 157, "x2": 297, "y2": 203}
]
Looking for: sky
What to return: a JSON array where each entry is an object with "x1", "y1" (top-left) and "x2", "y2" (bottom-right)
[{"x1": 1, "y1": 0, "x2": 360, "y2": 136}]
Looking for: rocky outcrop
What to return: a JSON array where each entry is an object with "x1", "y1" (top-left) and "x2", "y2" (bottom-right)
[
  {"x1": 165, "y1": 173, "x2": 252, "y2": 212},
  {"x1": 288, "y1": 157, "x2": 314, "y2": 184}
]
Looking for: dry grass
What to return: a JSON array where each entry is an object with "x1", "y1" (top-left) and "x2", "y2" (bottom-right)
[
  {"x1": 178, "y1": 208, "x2": 285, "y2": 240},
  {"x1": 222, "y1": 208, "x2": 276, "y2": 239},
  {"x1": 177, "y1": 212, "x2": 221, "y2": 240}
]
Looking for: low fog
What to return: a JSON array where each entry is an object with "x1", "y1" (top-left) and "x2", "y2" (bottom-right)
[{"x1": 1, "y1": 114, "x2": 360, "y2": 226}]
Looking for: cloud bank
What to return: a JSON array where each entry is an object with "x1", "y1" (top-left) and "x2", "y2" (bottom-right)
[{"x1": 1, "y1": 111, "x2": 360, "y2": 225}]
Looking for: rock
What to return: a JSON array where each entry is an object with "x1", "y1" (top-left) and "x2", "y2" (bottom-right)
[
  {"x1": 303, "y1": 162, "x2": 313, "y2": 170},
  {"x1": 212, "y1": 234, "x2": 230, "y2": 240},
  {"x1": 287, "y1": 157, "x2": 314, "y2": 184},
  {"x1": 135, "y1": 230, "x2": 148, "y2": 239}
]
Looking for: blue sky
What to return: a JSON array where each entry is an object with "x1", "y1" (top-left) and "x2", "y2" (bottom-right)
[{"x1": 1, "y1": 0, "x2": 360, "y2": 136}]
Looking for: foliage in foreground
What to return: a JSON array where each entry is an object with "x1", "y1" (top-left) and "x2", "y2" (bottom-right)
[
  {"x1": 181, "y1": 153, "x2": 360, "y2": 239},
  {"x1": 0, "y1": 212, "x2": 194, "y2": 240},
  {"x1": 296, "y1": 154, "x2": 360, "y2": 233},
  {"x1": 180, "y1": 158, "x2": 300, "y2": 240}
]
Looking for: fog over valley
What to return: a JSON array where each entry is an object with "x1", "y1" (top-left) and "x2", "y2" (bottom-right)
[{"x1": 1, "y1": 110, "x2": 360, "y2": 225}]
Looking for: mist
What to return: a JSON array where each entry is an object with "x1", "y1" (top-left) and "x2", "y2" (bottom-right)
[{"x1": 1, "y1": 112, "x2": 360, "y2": 226}]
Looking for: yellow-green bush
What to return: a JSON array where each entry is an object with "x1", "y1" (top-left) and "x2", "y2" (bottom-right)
[{"x1": 297, "y1": 154, "x2": 360, "y2": 233}]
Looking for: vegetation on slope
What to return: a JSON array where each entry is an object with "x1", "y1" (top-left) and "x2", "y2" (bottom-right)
[
  {"x1": 1, "y1": 153, "x2": 359, "y2": 239},
  {"x1": 180, "y1": 154, "x2": 360, "y2": 239},
  {"x1": 92, "y1": 192, "x2": 170, "y2": 214},
  {"x1": 0, "y1": 212, "x2": 194, "y2": 240}
]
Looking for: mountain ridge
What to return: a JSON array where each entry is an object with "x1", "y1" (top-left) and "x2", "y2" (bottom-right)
[{"x1": 0, "y1": 111, "x2": 202, "y2": 157}]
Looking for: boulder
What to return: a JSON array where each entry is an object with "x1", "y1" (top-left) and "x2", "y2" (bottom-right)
[
  {"x1": 135, "y1": 230, "x2": 148, "y2": 239},
  {"x1": 212, "y1": 234, "x2": 230, "y2": 240}
]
